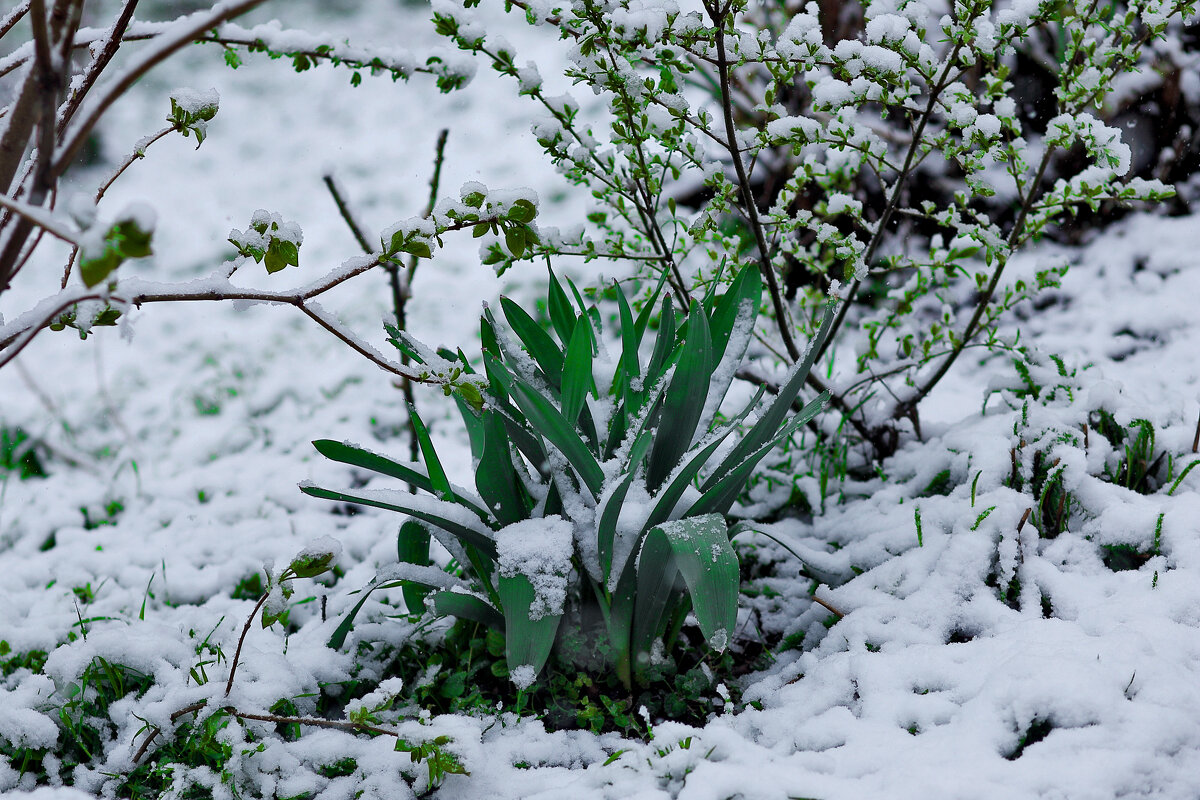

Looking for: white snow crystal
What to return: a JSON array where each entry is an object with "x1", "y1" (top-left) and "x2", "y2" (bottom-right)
[
  {"x1": 509, "y1": 664, "x2": 538, "y2": 690},
  {"x1": 495, "y1": 516, "x2": 573, "y2": 620},
  {"x1": 169, "y1": 87, "x2": 219, "y2": 116}
]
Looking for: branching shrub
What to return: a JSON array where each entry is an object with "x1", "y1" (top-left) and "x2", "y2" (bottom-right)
[{"x1": 428, "y1": 0, "x2": 1193, "y2": 460}]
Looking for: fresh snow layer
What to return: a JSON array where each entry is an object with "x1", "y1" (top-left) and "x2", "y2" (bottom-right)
[{"x1": 1, "y1": 1, "x2": 1200, "y2": 799}]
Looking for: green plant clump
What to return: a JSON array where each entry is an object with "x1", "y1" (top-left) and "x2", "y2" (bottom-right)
[
  {"x1": 303, "y1": 265, "x2": 831, "y2": 689},
  {"x1": 0, "y1": 427, "x2": 46, "y2": 480}
]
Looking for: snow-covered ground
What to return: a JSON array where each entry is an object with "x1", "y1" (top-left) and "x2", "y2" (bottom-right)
[{"x1": 2, "y1": 2, "x2": 1200, "y2": 798}]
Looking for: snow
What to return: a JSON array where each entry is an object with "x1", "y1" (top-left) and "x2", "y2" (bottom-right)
[
  {"x1": 2, "y1": 1, "x2": 1200, "y2": 798},
  {"x1": 169, "y1": 86, "x2": 219, "y2": 117},
  {"x1": 495, "y1": 516, "x2": 573, "y2": 620}
]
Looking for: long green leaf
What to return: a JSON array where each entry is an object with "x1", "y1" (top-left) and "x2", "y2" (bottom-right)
[
  {"x1": 642, "y1": 387, "x2": 765, "y2": 533},
  {"x1": 635, "y1": 269, "x2": 671, "y2": 343},
  {"x1": 312, "y1": 439, "x2": 435, "y2": 493},
  {"x1": 647, "y1": 300, "x2": 712, "y2": 492},
  {"x1": 454, "y1": 394, "x2": 487, "y2": 462},
  {"x1": 481, "y1": 312, "x2": 502, "y2": 366},
  {"x1": 702, "y1": 256, "x2": 729, "y2": 308},
  {"x1": 704, "y1": 301, "x2": 836, "y2": 490},
  {"x1": 616, "y1": 279, "x2": 641, "y2": 382},
  {"x1": 500, "y1": 296, "x2": 565, "y2": 389},
  {"x1": 408, "y1": 404, "x2": 455, "y2": 503},
  {"x1": 508, "y1": 379, "x2": 605, "y2": 497},
  {"x1": 326, "y1": 563, "x2": 469, "y2": 649},
  {"x1": 707, "y1": 263, "x2": 761, "y2": 366},
  {"x1": 310, "y1": 440, "x2": 490, "y2": 520},
  {"x1": 560, "y1": 319, "x2": 593, "y2": 429},
  {"x1": 498, "y1": 574, "x2": 563, "y2": 685},
  {"x1": 632, "y1": 515, "x2": 738, "y2": 665},
  {"x1": 397, "y1": 520, "x2": 432, "y2": 612},
  {"x1": 476, "y1": 410, "x2": 530, "y2": 526},
  {"x1": 483, "y1": 354, "x2": 551, "y2": 476},
  {"x1": 546, "y1": 268, "x2": 577, "y2": 346},
  {"x1": 606, "y1": 565, "x2": 638, "y2": 689},
  {"x1": 688, "y1": 392, "x2": 828, "y2": 516},
  {"x1": 597, "y1": 470, "x2": 636, "y2": 582},
  {"x1": 300, "y1": 484, "x2": 498, "y2": 559},
  {"x1": 644, "y1": 296, "x2": 676, "y2": 392},
  {"x1": 431, "y1": 590, "x2": 504, "y2": 630},
  {"x1": 610, "y1": 280, "x2": 642, "y2": 455},
  {"x1": 327, "y1": 587, "x2": 376, "y2": 650}
]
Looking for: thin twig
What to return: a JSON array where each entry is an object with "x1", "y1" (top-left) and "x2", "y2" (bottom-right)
[
  {"x1": 0, "y1": 2, "x2": 30, "y2": 40},
  {"x1": 705, "y1": 0, "x2": 799, "y2": 361},
  {"x1": 1, "y1": 257, "x2": 383, "y2": 369},
  {"x1": 586, "y1": 25, "x2": 690, "y2": 307},
  {"x1": 53, "y1": 0, "x2": 270, "y2": 177},
  {"x1": 896, "y1": 146, "x2": 1054, "y2": 417},
  {"x1": 398, "y1": 129, "x2": 449, "y2": 471},
  {"x1": 95, "y1": 126, "x2": 175, "y2": 203},
  {"x1": 133, "y1": 702, "x2": 405, "y2": 764},
  {"x1": 406, "y1": 128, "x2": 448, "y2": 291},
  {"x1": 1, "y1": 213, "x2": 507, "y2": 371},
  {"x1": 811, "y1": 594, "x2": 845, "y2": 618},
  {"x1": 322, "y1": 173, "x2": 373, "y2": 254},
  {"x1": 224, "y1": 589, "x2": 271, "y2": 696},
  {"x1": 130, "y1": 700, "x2": 208, "y2": 763},
  {"x1": 57, "y1": 123, "x2": 177, "y2": 287},
  {"x1": 814, "y1": 42, "x2": 965, "y2": 366}
]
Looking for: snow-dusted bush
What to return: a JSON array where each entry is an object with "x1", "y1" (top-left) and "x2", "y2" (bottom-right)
[{"x1": 429, "y1": 0, "x2": 1193, "y2": 461}]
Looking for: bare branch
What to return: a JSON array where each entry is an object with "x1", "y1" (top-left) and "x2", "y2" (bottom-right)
[
  {"x1": 322, "y1": 173, "x2": 373, "y2": 254},
  {"x1": 55, "y1": 0, "x2": 141, "y2": 136},
  {"x1": 94, "y1": 125, "x2": 174, "y2": 203},
  {"x1": 53, "y1": 0, "x2": 270, "y2": 178},
  {"x1": 705, "y1": 0, "x2": 800, "y2": 361},
  {"x1": 0, "y1": 2, "x2": 31, "y2": 42},
  {"x1": 0, "y1": 256, "x2": 444, "y2": 382},
  {"x1": 0, "y1": 189, "x2": 78, "y2": 242}
]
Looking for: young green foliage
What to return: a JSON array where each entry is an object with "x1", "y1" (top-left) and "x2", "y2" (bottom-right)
[{"x1": 304, "y1": 266, "x2": 833, "y2": 688}]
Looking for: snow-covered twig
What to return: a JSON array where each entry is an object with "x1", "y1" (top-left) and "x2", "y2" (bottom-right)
[
  {"x1": 0, "y1": 256, "x2": 430, "y2": 380},
  {"x1": 53, "y1": 0, "x2": 270, "y2": 176},
  {"x1": 0, "y1": 189, "x2": 79, "y2": 243}
]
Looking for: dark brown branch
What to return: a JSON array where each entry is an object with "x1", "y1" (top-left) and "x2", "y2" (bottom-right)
[
  {"x1": 811, "y1": 594, "x2": 845, "y2": 619},
  {"x1": 396, "y1": 129, "x2": 449, "y2": 472},
  {"x1": 814, "y1": 42, "x2": 965, "y2": 366},
  {"x1": 53, "y1": 0, "x2": 270, "y2": 179},
  {"x1": 0, "y1": 0, "x2": 70, "y2": 289},
  {"x1": 322, "y1": 173, "x2": 373, "y2": 254},
  {"x1": 706, "y1": 0, "x2": 799, "y2": 360},
  {"x1": 94, "y1": 126, "x2": 174, "y2": 203},
  {"x1": 55, "y1": 0, "x2": 141, "y2": 137},
  {"x1": 223, "y1": 586, "x2": 272, "y2": 697},
  {"x1": 0, "y1": 2, "x2": 30, "y2": 41},
  {"x1": 133, "y1": 702, "x2": 404, "y2": 764}
]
